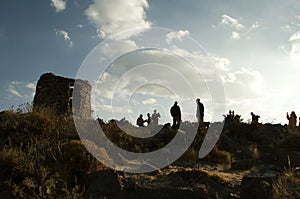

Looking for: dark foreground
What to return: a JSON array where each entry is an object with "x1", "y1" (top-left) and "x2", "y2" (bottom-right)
[{"x1": 1, "y1": 111, "x2": 300, "y2": 199}]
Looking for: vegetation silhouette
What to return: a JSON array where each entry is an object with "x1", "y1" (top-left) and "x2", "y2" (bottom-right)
[{"x1": 2, "y1": 73, "x2": 300, "y2": 198}]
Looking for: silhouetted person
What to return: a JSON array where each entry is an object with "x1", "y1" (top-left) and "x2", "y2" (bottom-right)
[
  {"x1": 151, "y1": 109, "x2": 161, "y2": 125},
  {"x1": 250, "y1": 112, "x2": 260, "y2": 124},
  {"x1": 145, "y1": 113, "x2": 151, "y2": 125},
  {"x1": 287, "y1": 111, "x2": 297, "y2": 127},
  {"x1": 196, "y1": 98, "x2": 204, "y2": 124},
  {"x1": 136, "y1": 114, "x2": 144, "y2": 127},
  {"x1": 170, "y1": 101, "x2": 181, "y2": 129}
]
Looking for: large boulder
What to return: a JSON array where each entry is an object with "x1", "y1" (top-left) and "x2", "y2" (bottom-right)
[{"x1": 240, "y1": 171, "x2": 283, "y2": 199}]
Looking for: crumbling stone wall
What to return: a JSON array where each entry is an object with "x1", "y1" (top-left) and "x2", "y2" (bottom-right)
[{"x1": 33, "y1": 73, "x2": 91, "y2": 118}]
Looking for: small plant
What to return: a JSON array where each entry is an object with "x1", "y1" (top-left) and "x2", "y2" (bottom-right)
[{"x1": 249, "y1": 143, "x2": 260, "y2": 161}]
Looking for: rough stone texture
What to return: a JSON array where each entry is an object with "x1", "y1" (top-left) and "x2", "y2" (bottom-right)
[
  {"x1": 33, "y1": 73, "x2": 91, "y2": 118},
  {"x1": 73, "y1": 79, "x2": 92, "y2": 118},
  {"x1": 240, "y1": 171, "x2": 282, "y2": 199}
]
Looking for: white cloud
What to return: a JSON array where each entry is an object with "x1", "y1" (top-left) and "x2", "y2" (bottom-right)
[
  {"x1": 280, "y1": 24, "x2": 291, "y2": 31},
  {"x1": 85, "y1": 0, "x2": 151, "y2": 39},
  {"x1": 95, "y1": 104, "x2": 133, "y2": 114},
  {"x1": 142, "y1": 98, "x2": 157, "y2": 105},
  {"x1": 224, "y1": 68, "x2": 264, "y2": 99},
  {"x1": 7, "y1": 81, "x2": 36, "y2": 99},
  {"x1": 8, "y1": 86, "x2": 22, "y2": 97},
  {"x1": 212, "y1": 56, "x2": 231, "y2": 80},
  {"x1": 278, "y1": 45, "x2": 289, "y2": 55},
  {"x1": 251, "y1": 21, "x2": 259, "y2": 29},
  {"x1": 55, "y1": 29, "x2": 73, "y2": 48},
  {"x1": 100, "y1": 39, "x2": 138, "y2": 58},
  {"x1": 51, "y1": 0, "x2": 67, "y2": 12},
  {"x1": 231, "y1": 31, "x2": 240, "y2": 39},
  {"x1": 289, "y1": 31, "x2": 300, "y2": 60},
  {"x1": 221, "y1": 14, "x2": 245, "y2": 30},
  {"x1": 26, "y1": 83, "x2": 36, "y2": 90},
  {"x1": 219, "y1": 15, "x2": 259, "y2": 40},
  {"x1": 90, "y1": 30, "x2": 268, "y2": 123},
  {"x1": 166, "y1": 30, "x2": 190, "y2": 44}
]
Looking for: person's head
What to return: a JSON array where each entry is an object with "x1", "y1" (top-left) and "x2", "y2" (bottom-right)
[
  {"x1": 154, "y1": 109, "x2": 157, "y2": 113},
  {"x1": 147, "y1": 113, "x2": 150, "y2": 117},
  {"x1": 139, "y1": 114, "x2": 143, "y2": 118},
  {"x1": 196, "y1": 98, "x2": 200, "y2": 103},
  {"x1": 174, "y1": 101, "x2": 178, "y2": 105},
  {"x1": 292, "y1": 111, "x2": 296, "y2": 116}
]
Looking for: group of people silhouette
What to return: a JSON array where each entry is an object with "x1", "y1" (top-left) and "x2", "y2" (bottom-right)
[
  {"x1": 136, "y1": 98, "x2": 205, "y2": 129},
  {"x1": 136, "y1": 109, "x2": 161, "y2": 127},
  {"x1": 136, "y1": 99, "x2": 300, "y2": 128}
]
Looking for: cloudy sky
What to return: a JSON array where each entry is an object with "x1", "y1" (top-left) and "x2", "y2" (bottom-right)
[{"x1": 1, "y1": 0, "x2": 300, "y2": 124}]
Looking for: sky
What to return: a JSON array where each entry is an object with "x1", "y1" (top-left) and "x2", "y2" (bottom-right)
[{"x1": 1, "y1": 0, "x2": 300, "y2": 124}]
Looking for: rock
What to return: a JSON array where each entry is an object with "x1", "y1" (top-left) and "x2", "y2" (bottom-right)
[
  {"x1": 33, "y1": 73, "x2": 92, "y2": 118},
  {"x1": 240, "y1": 171, "x2": 283, "y2": 199},
  {"x1": 85, "y1": 169, "x2": 121, "y2": 199}
]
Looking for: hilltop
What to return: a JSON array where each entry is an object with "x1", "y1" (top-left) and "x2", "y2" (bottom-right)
[
  {"x1": 0, "y1": 73, "x2": 300, "y2": 198},
  {"x1": 1, "y1": 108, "x2": 300, "y2": 198}
]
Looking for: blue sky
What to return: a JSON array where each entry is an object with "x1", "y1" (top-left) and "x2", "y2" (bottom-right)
[{"x1": 1, "y1": 0, "x2": 300, "y2": 124}]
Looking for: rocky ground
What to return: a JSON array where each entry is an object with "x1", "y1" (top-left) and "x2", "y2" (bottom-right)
[{"x1": 1, "y1": 111, "x2": 300, "y2": 198}]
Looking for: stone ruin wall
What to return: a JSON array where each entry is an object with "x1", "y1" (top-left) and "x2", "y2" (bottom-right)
[{"x1": 33, "y1": 73, "x2": 91, "y2": 118}]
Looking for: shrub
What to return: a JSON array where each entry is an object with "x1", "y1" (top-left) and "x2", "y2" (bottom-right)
[{"x1": 203, "y1": 146, "x2": 232, "y2": 165}]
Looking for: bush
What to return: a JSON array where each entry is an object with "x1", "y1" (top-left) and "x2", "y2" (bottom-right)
[{"x1": 203, "y1": 146, "x2": 232, "y2": 165}]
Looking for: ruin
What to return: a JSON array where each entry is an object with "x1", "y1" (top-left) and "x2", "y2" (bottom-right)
[{"x1": 33, "y1": 73, "x2": 92, "y2": 118}]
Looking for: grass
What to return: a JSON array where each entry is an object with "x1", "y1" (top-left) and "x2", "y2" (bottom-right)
[
  {"x1": 2, "y1": 106, "x2": 300, "y2": 198},
  {"x1": 0, "y1": 110, "x2": 105, "y2": 198}
]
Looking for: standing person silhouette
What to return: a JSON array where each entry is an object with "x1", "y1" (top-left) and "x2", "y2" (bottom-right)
[
  {"x1": 145, "y1": 113, "x2": 151, "y2": 125},
  {"x1": 196, "y1": 98, "x2": 204, "y2": 124},
  {"x1": 250, "y1": 112, "x2": 260, "y2": 124},
  {"x1": 151, "y1": 109, "x2": 161, "y2": 125},
  {"x1": 287, "y1": 111, "x2": 297, "y2": 127},
  {"x1": 136, "y1": 114, "x2": 144, "y2": 127},
  {"x1": 170, "y1": 101, "x2": 181, "y2": 129}
]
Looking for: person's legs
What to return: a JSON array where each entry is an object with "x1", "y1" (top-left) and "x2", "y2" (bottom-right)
[
  {"x1": 172, "y1": 117, "x2": 176, "y2": 128},
  {"x1": 200, "y1": 115, "x2": 204, "y2": 123},
  {"x1": 176, "y1": 116, "x2": 181, "y2": 129}
]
